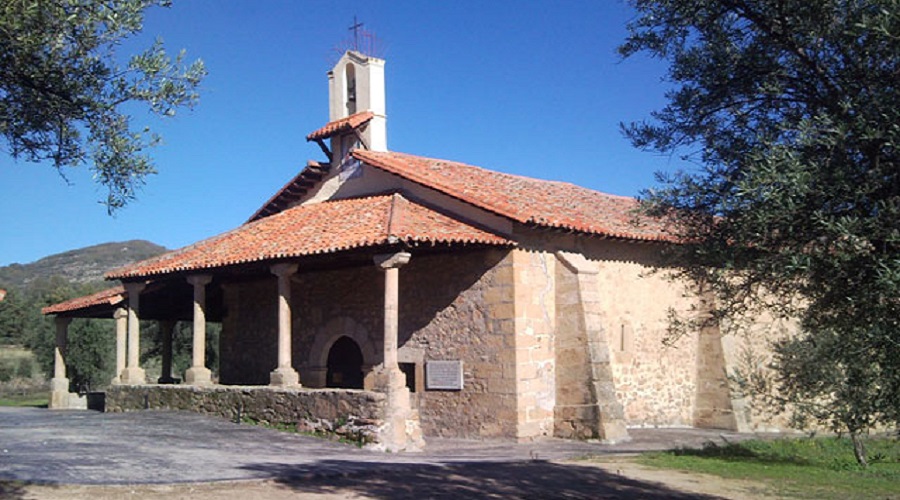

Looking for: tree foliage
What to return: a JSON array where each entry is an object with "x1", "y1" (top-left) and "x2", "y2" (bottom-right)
[
  {"x1": 1, "y1": 277, "x2": 220, "y2": 391},
  {"x1": 0, "y1": 277, "x2": 110, "y2": 389},
  {"x1": 0, "y1": 0, "x2": 205, "y2": 211},
  {"x1": 622, "y1": 0, "x2": 900, "y2": 463}
]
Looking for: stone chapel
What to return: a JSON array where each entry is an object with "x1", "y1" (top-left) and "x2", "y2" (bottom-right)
[{"x1": 43, "y1": 50, "x2": 776, "y2": 451}]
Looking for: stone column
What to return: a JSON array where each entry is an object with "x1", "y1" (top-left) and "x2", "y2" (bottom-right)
[
  {"x1": 185, "y1": 274, "x2": 213, "y2": 385},
  {"x1": 372, "y1": 252, "x2": 424, "y2": 452},
  {"x1": 374, "y1": 252, "x2": 410, "y2": 385},
  {"x1": 111, "y1": 307, "x2": 127, "y2": 385},
  {"x1": 269, "y1": 263, "x2": 300, "y2": 387},
  {"x1": 49, "y1": 316, "x2": 73, "y2": 408},
  {"x1": 120, "y1": 282, "x2": 147, "y2": 384},
  {"x1": 157, "y1": 320, "x2": 177, "y2": 384}
]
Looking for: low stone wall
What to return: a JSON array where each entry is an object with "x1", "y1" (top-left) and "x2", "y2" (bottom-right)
[{"x1": 106, "y1": 385, "x2": 387, "y2": 445}]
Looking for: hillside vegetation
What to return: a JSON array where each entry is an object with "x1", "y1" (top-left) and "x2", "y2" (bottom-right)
[
  {"x1": 0, "y1": 241, "x2": 167, "y2": 392},
  {"x1": 0, "y1": 240, "x2": 166, "y2": 287}
]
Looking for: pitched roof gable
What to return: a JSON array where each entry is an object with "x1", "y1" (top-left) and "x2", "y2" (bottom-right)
[
  {"x1": 107, "y1": 193, "x2": 512, "y2": 280},
  {"x1": 352, "y1": 150, "x2": 676, "y2": 242}
]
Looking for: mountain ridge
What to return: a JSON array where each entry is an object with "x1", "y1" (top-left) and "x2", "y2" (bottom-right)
[{"x1": 0, "y1": 240, "x2": 168, "y2": 288}]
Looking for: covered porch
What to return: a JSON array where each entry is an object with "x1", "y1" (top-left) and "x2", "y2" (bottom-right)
[{"x1": 42, "y1": 193, "x2": 513, "y2": 451}]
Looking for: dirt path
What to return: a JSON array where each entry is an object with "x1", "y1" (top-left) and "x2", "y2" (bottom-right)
[
  {"x1": 8, "y1": 458, "x2": 773, "y2": 500},
  {"x1": 581, "y1": 457, "x2": 772, "y2": 499}
]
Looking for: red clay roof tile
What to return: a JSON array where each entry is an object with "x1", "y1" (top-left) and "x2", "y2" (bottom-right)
[
  {"x1": 106, "y1": 193, "x2": 512, "y2": 279},
  {"x1": 41, "y1": 286, "x2": 126, "y2": 315},
  {"x1": 353, "y1": 150, "x2": 676, "y2": 242},
  {"x1": 306, "y1": 111, "x2": 375, "y2": 141}
]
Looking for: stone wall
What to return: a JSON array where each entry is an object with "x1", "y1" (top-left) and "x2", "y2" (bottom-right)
[
  {"x1": 214, "y1": 234, "x2": 789, "y2": 437},
  {"x1": 105, "y1": 385, "x2": 387, "y2": 445},
  {"x1": 553, "y1": 253, "x2": 595, "y2": 437},
  {"x1": 219, "y1": 248, "x2": 520, "y2": 440},
  {"x1": 220, "y1": 279, "x2": 278, "y2": 385},
  {"x1": 553, "y1": 251, "x2": 629, "y2": 442},
  {"x1": 579, "y1": 239, "x2": 704, "y2": 428},
  {"x1": 693, "y1": 290, "x2": 738, "y2": 430},
  {"x1": 401, "y1": 249, "x2": 520, "y2": 439},
  {"x1": 292, "y1": 261, "x2": 382, "y2": 385},
  {"x1": 510, "y1": 249, "x2": 557, "y2": 441},
  {"x1": 720, "y1": 313, "x2": 797, "y2": 431}
]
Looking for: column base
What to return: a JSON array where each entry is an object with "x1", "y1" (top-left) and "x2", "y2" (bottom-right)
[
  {"x1": 269, "y1": 366, "x2": 300, "y2": 387},
  {"x1": 110, "y1": 375, "x2": 121, "y2": 386},
  {"x1": 49, "y1": 377, "x2": 87, "y2": 410},
  {"x1": 367, "y1": 366, "x2": 424, "y2": 452},
  {"x1": 119, "y1": 367, "x2": 147, "y2": 385},
  {"x1": 50, "y1": 390, "x2": 87, "y2": 410},
  {"x1": 184, "y1": 366, "x2": 212, "y2": 386},
  {"x1": 157, "y1": 375, "x2": 180, "y2": 385}
]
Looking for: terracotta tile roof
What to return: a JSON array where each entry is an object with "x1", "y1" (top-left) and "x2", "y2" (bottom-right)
[
  {"x1": 42, "y1": 286, "x2": 125, "y2": 315},
  {"x1": 352, "y1": 150, "x2": 676, "y2": 242},
  {"x1": 306, "y1": 111, "x2": 375, "y2": 141},
  {"x1": 106, "y1": 193, "x2": 513, "y2": 279}
]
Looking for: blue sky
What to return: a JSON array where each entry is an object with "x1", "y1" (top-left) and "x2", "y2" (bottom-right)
[{"x1": 0, "y1": 0, "x2": 682, "y2": 267}]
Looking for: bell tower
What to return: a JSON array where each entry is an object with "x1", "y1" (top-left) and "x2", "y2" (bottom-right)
[{"x1": 327, "y1": 50, "x2": 387, "y2": 153}]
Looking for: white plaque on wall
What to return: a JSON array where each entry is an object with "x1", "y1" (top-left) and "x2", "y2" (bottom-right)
[{"x1": 425, "y1": 360, "x2": 464, "y2": 391}]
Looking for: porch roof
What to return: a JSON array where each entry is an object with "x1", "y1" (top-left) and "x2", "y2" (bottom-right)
[
  {"x1": 105, "y1": 193, "x2": 513, "y2": 280},
  {"x1": 41, "y1": 285, "x2": 125, "y2": 315}
]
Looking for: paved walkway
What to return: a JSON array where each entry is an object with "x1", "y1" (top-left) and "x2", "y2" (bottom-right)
[{"x1": 0, "y1": 407, "x2": 756, "y2": 490}]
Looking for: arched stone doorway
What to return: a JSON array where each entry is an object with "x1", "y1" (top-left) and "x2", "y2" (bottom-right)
[{"x1": 326, "y1": 336, "x2": 364, "y2": 389}]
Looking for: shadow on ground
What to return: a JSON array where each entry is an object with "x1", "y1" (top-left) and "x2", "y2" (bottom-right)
[
  {"x1": 242, "y1": 460, "x2": 723, "y2": 499},
  {"x1": 1, "y1": 480, "x2": 34, "y2": 500}
]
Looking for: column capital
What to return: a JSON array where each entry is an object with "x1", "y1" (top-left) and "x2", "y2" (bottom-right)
[
  {"x1": 187, "y1": 274, "x2": 213, "y2": 287},
  {"x1": 54, "y1": 316, "x2": 73, "y2": 328},
  {"x1": 113, "y1": 307, "x2": 128, "y2": 320},
  {"x1": 270, "y1": 262, "x2": 299, "y2": 278},
  {"x1": 374, "y1": 252, "x2": 411, "y2": 270},
  {"x1": 123, "y1": 281, "x2": 147, "y2": 295}
]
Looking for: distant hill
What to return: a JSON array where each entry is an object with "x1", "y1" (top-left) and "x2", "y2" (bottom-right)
[{"x1": 0, "y1": 240, "x2": 168, "y2": 288}]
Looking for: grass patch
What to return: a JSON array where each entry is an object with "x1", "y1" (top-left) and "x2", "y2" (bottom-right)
[
  {"x1": 0, "y1": 393, "x2": 48, "y2": 407},
  {"x1": 635, "y1": 435, "x2": 900, "y2": 499}
]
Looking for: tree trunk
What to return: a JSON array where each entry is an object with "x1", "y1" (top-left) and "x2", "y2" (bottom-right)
[{"x1": 850, "y1": 431, "x2": 868, "y2": 468}]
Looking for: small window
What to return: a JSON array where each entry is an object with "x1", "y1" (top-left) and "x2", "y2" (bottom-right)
[
  {"x1": 399, "y1": 362, "x2": 416, "y2": 393},
  {"x1": 617, "y1": 323, "x2": 634, "y2": 353}
]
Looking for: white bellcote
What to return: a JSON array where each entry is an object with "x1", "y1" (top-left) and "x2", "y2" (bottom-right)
[{"x1": 328, "y1": 51, "x2": 387, "y2": 152}]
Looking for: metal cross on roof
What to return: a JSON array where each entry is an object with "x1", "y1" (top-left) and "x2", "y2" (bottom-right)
[{"x1": 349, "y1": 16, "x2": 364, "y2": 52}]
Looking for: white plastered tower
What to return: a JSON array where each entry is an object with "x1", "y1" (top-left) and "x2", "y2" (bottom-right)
[{"x1": 328, "y1": 51, "x2": 387, "y2": 155}]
